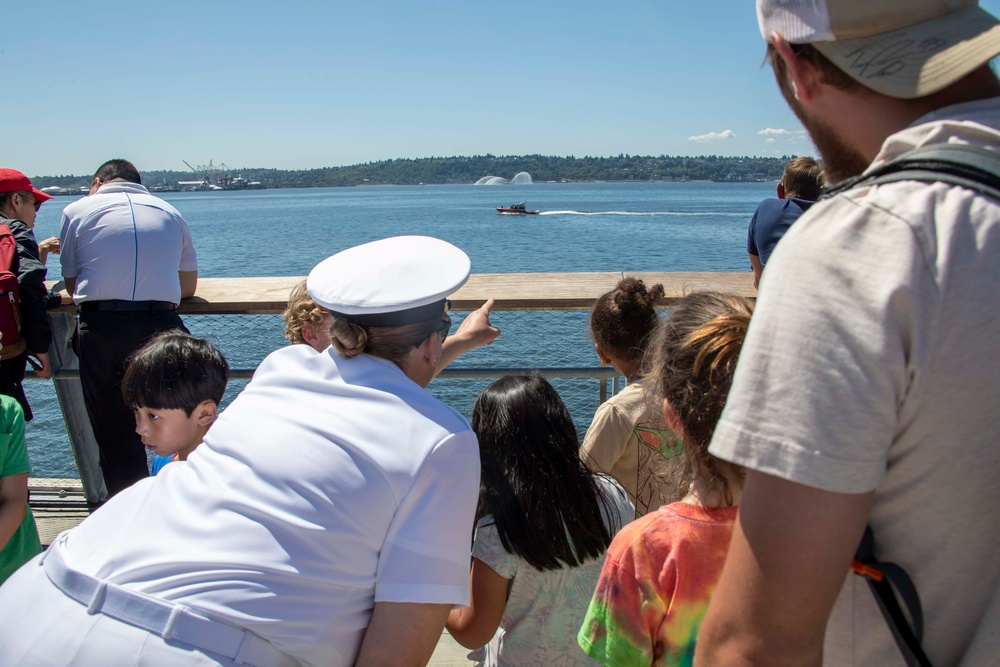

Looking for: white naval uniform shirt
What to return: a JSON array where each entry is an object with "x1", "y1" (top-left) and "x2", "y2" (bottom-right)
[
  {"x1": 59, "y1": 182, "x2": 198, "y2": 304},
  {"x1": 62, "y1": 345, "x2": 481, "y2": 667}
]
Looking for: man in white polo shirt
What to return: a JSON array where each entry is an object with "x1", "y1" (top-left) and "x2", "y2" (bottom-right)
[{"x1": 60, "y1": 158, "x2": 198, "y2": 498}]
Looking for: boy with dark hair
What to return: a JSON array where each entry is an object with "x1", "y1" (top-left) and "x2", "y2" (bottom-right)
[{"x1": 121, "y1": 331, "x2": 228, "y2": 474}]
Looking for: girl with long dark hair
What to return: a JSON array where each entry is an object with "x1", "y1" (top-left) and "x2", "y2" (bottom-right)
[{"x1": 447, "y1": 375, "x2": 634, "y2": 666}]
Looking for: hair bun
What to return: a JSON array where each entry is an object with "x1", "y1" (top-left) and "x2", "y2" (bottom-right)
[
  {"x1": 330, "y1": 319, "x2": 368, "y2": 358},
  {"x1": 612, "y1": 278, "x2": 664, "y2": 313}
]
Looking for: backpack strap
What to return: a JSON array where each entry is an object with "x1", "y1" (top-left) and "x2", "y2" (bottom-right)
[
  {"x1": 822, "y1": 146, "x2": 1000, "y2": 667},
  {"x1": 824, "y1": 143, "x2": 1000, "y2": 201},
  {"x1": 852, "y1": 526, "x2": 933, "y2": 666}
]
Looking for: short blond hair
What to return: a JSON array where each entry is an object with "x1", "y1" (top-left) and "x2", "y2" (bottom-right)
[{"x1": 283, "y1": 281, "x2": 330, "y2": 345}]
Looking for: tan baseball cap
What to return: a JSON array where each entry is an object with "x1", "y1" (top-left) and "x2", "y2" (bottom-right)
[{"x1": 757, "y1": 0, "x2": 1000, "y2": 99}]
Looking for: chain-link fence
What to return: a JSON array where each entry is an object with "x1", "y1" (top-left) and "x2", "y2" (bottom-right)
[{"x1": 27, "y1": 308, "x2": 632, "y2": 480}]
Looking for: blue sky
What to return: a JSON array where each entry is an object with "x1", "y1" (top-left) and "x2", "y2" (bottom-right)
[{"x1": 8, "y1": 1, "x2": 1000, "y2": 176}]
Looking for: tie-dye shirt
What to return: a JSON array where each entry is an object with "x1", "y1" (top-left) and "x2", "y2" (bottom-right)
[{"x1": 578, "y1": 502, "x2": 737, "y2": 666}]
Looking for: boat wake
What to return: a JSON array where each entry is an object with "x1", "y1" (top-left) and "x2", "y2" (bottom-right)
[{"x1": 539, "y1": 210, "x2": 746, "y2": 217}]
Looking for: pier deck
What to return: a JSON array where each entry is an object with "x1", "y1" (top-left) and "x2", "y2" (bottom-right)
[{"x1": 29, "y1": 478, "x2": 88, "y2": 546}]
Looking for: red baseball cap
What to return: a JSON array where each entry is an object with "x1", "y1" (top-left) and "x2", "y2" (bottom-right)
[{"x1": 0, "y1": 169, "x2": 53, "y2": 205}]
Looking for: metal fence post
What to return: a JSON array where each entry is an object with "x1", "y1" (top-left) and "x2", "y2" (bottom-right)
[{"x1": 48, "y1": 312, "x2": 106, "y2": 507}]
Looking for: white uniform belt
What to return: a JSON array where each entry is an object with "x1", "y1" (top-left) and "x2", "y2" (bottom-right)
[{"x1": 42, "y1": 538, "x2": 297, "y2": 667}]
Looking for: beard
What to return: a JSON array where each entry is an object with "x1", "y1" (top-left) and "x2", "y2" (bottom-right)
[
  {"x1": 793, "y1": 102, "x2": 871, "y2": 184},
  {"x1": 777, "y1": 75, "x2": 871, "y2": 184}
]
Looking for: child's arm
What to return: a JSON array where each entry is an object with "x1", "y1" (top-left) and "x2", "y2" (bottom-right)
[
  {"x1": 0, "y1": 472, "x2": 29, "y2": 552},
  {"x1": 0, "y1": 399, "x2": 30, "y2": 553},
  {"x1": 445, "y1": 557, "x2": 510, "y2": 649}
]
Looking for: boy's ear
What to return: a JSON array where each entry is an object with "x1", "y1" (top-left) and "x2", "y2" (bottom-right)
[
  {"x1": 194, "y1": 399, "x2": 218, "y2": 426},
  {"x1": 300, "y1": 323, "x2": 319, "y2": 347}
]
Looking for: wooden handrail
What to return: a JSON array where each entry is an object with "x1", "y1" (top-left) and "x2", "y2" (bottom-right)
[{"x1": 50, "y1": 272, "x2": 756, "y2": 315}]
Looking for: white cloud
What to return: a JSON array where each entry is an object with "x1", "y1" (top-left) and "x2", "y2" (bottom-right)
[
  {"x1": 758, "y1": 127, "x2": 794, "y2": 136},
  {"x1": 765, "y1": 138, "x2": 776, "y2": 144},
  {"x1": 688, "y1": 129, "x2": 736, "y2": 143}
]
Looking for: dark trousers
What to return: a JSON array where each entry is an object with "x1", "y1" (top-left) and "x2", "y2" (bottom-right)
[
  {"x1": 75, "y1": 310, "x2": 188, "y2": 497},
  {"x1": 0, "y1": 351, "x2": 31, "y2": 422}
]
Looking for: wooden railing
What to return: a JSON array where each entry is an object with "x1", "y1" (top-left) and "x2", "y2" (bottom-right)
[{"x1": 43, "y1": 272, "x2": 755, "y2": 506}]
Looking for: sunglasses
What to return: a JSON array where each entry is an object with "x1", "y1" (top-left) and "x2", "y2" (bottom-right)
[
  {"x1": 437, "y1": 300, "x2": 453, "y2": 340},
  {"x1": 436, "y1": 314, "x2": 453, "y2": 341},
  {"x1": 17, "y1": 193, "x2": 40, "y2": 212},
  {"x1": 412, "y1": 301, "x2": 453, "y2": 348}
]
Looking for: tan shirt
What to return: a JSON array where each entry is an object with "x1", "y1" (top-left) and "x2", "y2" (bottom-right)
[
  {"x1": 580, "y1": 379, "x2": 684, "y2": 518},
  {"x1": 710, "y1": 97, "x2": 1000, "y2": 665}
]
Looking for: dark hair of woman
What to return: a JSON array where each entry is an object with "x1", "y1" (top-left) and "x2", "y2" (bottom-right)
[
  {"x1": 471, "y1": 375, "x2": 618, "y2": 571},
  {"x1": 591, "y1": 277, "x2": 665, "y2": 363},
  {"x1": 647, "y1": 292, "x2": 754, "y2": 506}
]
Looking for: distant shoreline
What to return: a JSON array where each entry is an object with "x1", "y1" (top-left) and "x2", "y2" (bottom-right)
[
  {"x1": 32, "y1": 154, "x2": 794, "y2": 192},
  {"x1": 38, "y1": 177, "x2": 772, "y2": 195}
]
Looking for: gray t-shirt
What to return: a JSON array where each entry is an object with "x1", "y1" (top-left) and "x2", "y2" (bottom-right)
[{"x1": 710, "y1": 97, "x2": 1000, "y2": 665}]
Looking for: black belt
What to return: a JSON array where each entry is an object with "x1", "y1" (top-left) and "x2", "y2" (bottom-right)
[{"x1": 78, "y1": 300, "x2": 177, "y2": 313}]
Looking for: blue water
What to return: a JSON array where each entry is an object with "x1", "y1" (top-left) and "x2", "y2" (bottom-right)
[
  {"x1": 33, "y1": 181, "x2": 770, "y2": 276},
  {"x1": 28, "y1": 181, "x2": 771, "y2": 477}
]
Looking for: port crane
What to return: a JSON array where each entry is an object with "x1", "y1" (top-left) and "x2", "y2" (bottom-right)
[{"x1": 182, "y1": 160, "x2": 231, "y2": 187}]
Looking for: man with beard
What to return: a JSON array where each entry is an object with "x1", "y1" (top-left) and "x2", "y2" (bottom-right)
[{"x1": 695, "y1": 2, "x2": 1000, "y2": 666}]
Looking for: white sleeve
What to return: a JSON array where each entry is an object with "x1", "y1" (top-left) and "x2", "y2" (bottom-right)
[
  {"x1": 710, "y1": 189, "x2": 933, "y2": 494},
  {"x1": 374, "y1": 430, "x2": 480, "y2": 605},
  {"x1": 58, "y1": 212, "x2": 79, "y2": 279},
  {"x1": 471, "y1": 517, "x2": 517, "y2": 579},
  {"x1": 177, "y1": 217, "x2": 198, "y2": 272}
]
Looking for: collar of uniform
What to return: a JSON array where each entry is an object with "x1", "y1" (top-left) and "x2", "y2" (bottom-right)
[{"x1": 95, "y1": 182, "x2": 152, "y2": 196}]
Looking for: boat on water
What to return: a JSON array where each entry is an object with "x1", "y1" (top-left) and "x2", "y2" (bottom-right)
[{"x1": 497, "y1": 202, "x2": 538, "y2": 215}]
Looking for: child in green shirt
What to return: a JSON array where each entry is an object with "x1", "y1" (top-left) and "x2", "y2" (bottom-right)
[{"x1": 0, "y1": 394, "x2": 42, "y2": 584}]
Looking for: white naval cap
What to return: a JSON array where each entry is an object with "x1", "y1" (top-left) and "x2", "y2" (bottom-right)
[{"x1": 306, "y1": 236, "x2": 471, "y2": 327}]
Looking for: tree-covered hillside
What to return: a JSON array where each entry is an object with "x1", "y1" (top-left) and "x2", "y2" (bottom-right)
[{"x1": 33, "y1": 154, "x2": 801, "y2": 189}]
